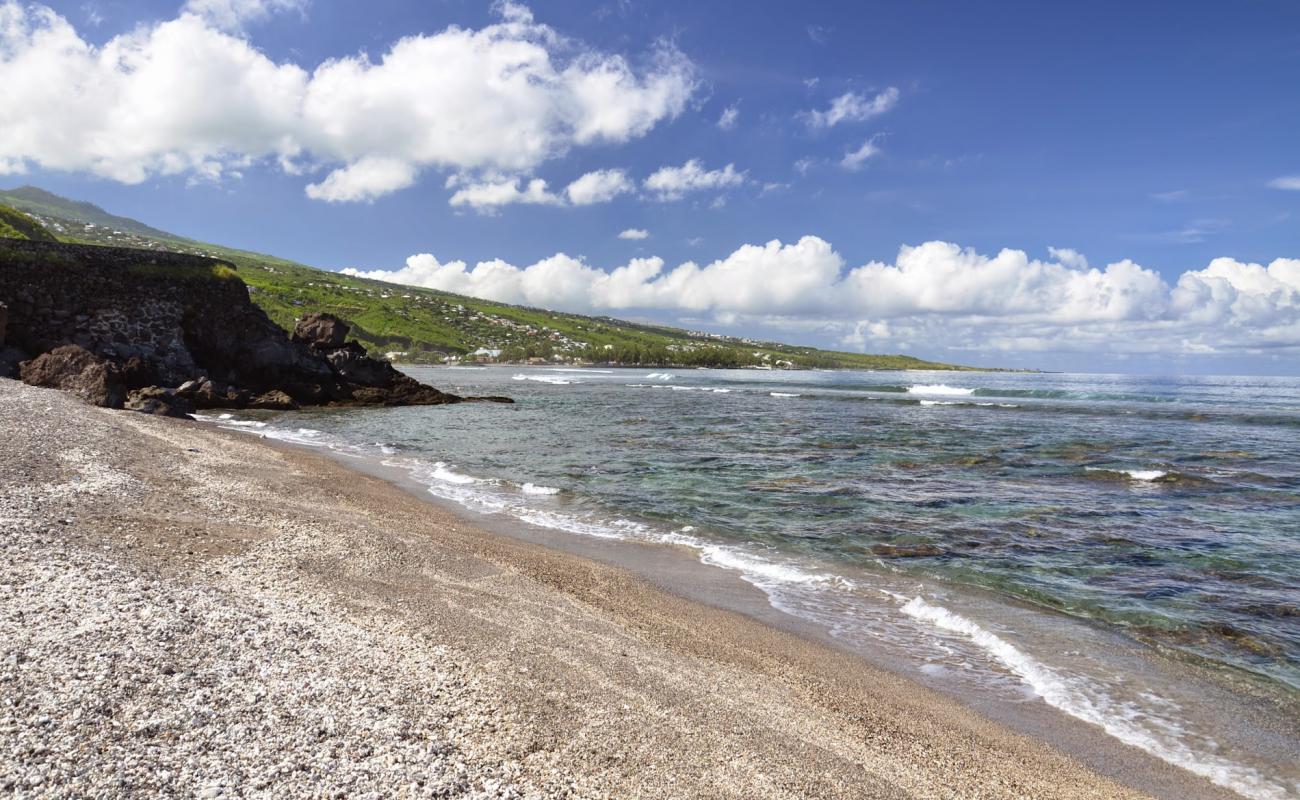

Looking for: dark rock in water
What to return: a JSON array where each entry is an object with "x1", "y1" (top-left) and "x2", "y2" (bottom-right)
[
  {"x1": 0, "y1": 240, "x2": 509, "y2": 414},
  {"x1": 248, "y1": 389, "x2": 299, "y2": 410},
  {"x1": 292, "y1": 312, "x2": 349, "y2": 350},
  {"x1": 124, "y1": 386, "x2": 195, "y2": 418},
  {"x1": 19, "y1": 344, "x2": 126, "y2": 408},
  {"x1": 326, "y1": 341, "x2": 395, "y2": 387}
]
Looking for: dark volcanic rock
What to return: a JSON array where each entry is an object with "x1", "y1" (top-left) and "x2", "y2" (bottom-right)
[
  {"x1": 0, "y1": 345, "x2": 25, "y2": 379},
  {"x1": 292, "y1": 312, "x2": 349, "y2": 350},
  {"x1": 19, "y1": 345, "x2": 126, "y2": 408},
  {"x1": 124, "y1": 386, "x2": 195, "y2": 418},
  {"x1": 326, "y1": 342, "x2": 395, "y2": 387},
  {"x1": 249, "y1": 390, "x2": 300, "y2": 410},
  {"x1": 0, "y1": 240, "x2": 503, "y2": 414}
]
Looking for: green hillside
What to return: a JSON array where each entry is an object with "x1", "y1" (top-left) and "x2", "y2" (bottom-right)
[
  {"x1": 0, "y1": 203, "x2": 58, "y2": 242},
  {"x1": 0, "y1": 185, "x2": 984, "y2": 370}
]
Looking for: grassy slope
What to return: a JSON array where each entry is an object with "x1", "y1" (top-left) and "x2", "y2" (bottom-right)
[
  {"x1": 0, "y1": 204, "x2": 58, "y2": 242},
  {"x1": 0, "y1": 185, "x2": 983, "y2": 370}
]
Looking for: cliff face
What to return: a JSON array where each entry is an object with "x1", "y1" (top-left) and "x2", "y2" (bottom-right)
[{"x1": 0, "y1": 240, "x2": 499, "y2": 414}]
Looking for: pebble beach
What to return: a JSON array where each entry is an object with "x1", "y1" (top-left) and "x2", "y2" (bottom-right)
[{"x1": 0, "y1": 378, "x2": 1234, "y2": 798}]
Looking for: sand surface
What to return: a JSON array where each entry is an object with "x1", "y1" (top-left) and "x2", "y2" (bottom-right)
[{"x1": 0, "y1": 379, "x2": 1232, "y2": 798}]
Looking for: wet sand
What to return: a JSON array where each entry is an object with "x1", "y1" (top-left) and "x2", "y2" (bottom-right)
[{"x1": 0, "y1": 378, "x2": 1234, "y2": 798}]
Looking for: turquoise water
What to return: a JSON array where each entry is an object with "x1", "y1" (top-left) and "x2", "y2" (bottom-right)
[{"x1": 204, "y1": 367, "x2": 1300, "y2": 798}]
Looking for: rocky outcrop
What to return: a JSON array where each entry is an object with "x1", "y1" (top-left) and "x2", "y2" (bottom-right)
[
  {"x1": 18, "y1": 345, "x2": 126, "y2": 408},
  {"x1": 0, "y1": 240, "x2": 510, "y2": 416}
]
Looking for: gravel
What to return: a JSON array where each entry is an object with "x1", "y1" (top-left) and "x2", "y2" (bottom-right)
[{"x1": 0, "y1": 381, "x2": 557, "y2": 799}]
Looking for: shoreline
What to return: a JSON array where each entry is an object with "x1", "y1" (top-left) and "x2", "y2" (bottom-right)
[
  {"x1": 0, "y1": 378, "x2": 1239, "y2": 798},
  {"x1": 282, "y1": 417, "x2": 1271, "y2": 800}
]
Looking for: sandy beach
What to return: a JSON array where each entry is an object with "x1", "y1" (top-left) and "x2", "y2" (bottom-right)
[{"x1": 0, "y1": 377, "x2": 1238, "y2": 799}]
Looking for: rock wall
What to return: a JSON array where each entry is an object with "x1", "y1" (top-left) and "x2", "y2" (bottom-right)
[{"x1": 0, "y1": 240, "x2": 501, "y2": 413}]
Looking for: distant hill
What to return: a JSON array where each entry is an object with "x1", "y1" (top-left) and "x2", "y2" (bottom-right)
[
  {"x1": 0, "y1": 186, "x2": 175, "y2": 240},
  {"x1": 0, "y1": 203, "x2": 58, "y2": 242},
  {"x1": 0, "y1": 185, "x2": 986, "y2": 371}
]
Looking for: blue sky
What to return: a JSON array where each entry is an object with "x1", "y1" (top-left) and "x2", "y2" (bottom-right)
[{"x1": 4, "y1": 0, "x2": 1299, "y2": 372}]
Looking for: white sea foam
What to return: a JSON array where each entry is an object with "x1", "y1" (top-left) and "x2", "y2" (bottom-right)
[
  {"x1": 907, "y1": 384, "x2": 975, "y2": 396},
  {"x1": 512, "y1": 374, "x2": 577, "y2": 385},
  {"x1": 262, "y1": 427, "x2": 327, "y2": 446},
  {"x1": 1086, "y1": 467, "x2": 1169, "y2": 481},
  {"x1": 430, "y1": 462, "x2": 476, "y2": 485},
  {"x1": 550, "y1": 368, "x2": 613, "y2": 373},
  {"x1": 899, "y1": 596, "x2": 1288, "y2": 800},
  {"x1": 521, "y1": 482, "x2": 560, "y2": 495},
  {"x1": 194, "y1": 413, "x2": 268, "y2": 429},
  {"x1": 646, "y1": 372, "x2": 675, "y2": 381},
  {"x1": 698, "y1": 545, "x2": 830, "y2": 587},
  {"x1": 770, "y1": 392, "x2": 801, "y2": 398},
  {"x1": 919, "y1": 400, "x2": 962, "y2": 406}
]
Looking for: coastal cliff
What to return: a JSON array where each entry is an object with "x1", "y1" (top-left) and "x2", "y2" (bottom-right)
[{"x1": 0, "y1": 239, "x2": 505, "y2": 415}]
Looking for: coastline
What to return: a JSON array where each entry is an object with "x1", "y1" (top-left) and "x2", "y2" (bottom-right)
[{"x1": 0, "y1": 378, "x2": 1235, "y2": 798}]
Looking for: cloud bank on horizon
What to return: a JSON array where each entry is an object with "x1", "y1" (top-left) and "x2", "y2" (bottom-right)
[{"x1": 344, "y1": 239, "x2": 1300, "y2": 357}]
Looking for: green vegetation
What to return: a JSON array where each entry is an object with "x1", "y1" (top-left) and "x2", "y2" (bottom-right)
[
  {"x1": 0, "y1": 184, "x2": 989, "y2": 371},
  {"x1": 0, "y1": 203, "x2": 58, "y2": 242},
  {"x1": 125, "y1": 261, "x2": 240, "y2": 282}
]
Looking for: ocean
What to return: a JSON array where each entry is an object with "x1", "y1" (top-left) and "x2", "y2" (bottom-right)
[{"x1": 201, "y1": 367, "x2": 1300, "y2": 799}]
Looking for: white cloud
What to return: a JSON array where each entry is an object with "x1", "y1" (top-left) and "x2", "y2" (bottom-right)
[
  {"x1": 840, "y1": 136, "x2": 881, "y2": 171},
  {"x1": 717, "y1": 102, "x2": 739, "y2": 131},
  {"x1": 803, "y1": 87, "x2": 899, "y2": 128},
  {"x1": 1268, "y1": 175, "x2": 1300, "y2": 190},
  {"x1": 806, "y1": 25, "x2": 830, "y2": 45},
  {"x1": 0, "y1": 2, "x2": 697, "y2": 200},
  {"x1": 565, "y1": 168, "x2": 634, "y2": 205},
  {"x1": 305, "y1": 156, "x2": 415, "y2": 202},
  {"x1": 644, "y1": 159, "x2": 745, "y2": 201},
  {"x1": 1047, "y1": 247, "x2": 1088, "y2": 270},
  {"x1": 344, "y1": 239, "x2": 1300, "y2": 357},
  {"x1": 618, "y1": 228, "x2": 649, "y2": 240},
  {"x1": 447, "y1": 177, "x2": 562, "y2": 212},
  {"x1": 182, "y1": 0, "x2": 304, "y2": 31}
]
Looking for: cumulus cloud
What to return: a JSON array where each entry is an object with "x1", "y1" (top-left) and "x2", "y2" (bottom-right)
[
  {"x1": 0, "y1": 2, "x2": 697, "y2": 200},
  {"x1": 618, "y1": 228, "x2": 649, "y2": 240},
  {"x1": 840, "y1": 136, "x2": 881, "y2": 170},
  {"x1": 643, "y1": 159, "x2": 746, "y2": 201},
  {"x1": 565, "y1": 168, "x2": 634, "y2": 205},
  {"x1": 803, "y1": 87, "x2": 899, "y2": 129},
  {"x1": 305, "y1": 157, "x2": 416, "y2": 202},
  {"x1": 1269, "y1": 175, "x2": 1300, "y2": 190},
  {"x1": 343, "y1": 238, "x2": 1300, "y2": 356},
  {"x1": 447, "y1": 176, "x2": 562, "y2": 212}
]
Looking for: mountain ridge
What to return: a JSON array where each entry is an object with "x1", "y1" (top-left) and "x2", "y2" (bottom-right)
[{"x1": 0, "y1": 185, "x2": 989, "y2": 371}]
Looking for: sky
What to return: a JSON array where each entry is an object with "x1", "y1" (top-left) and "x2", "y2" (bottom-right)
[{"x1": 2, "y1": 0, "x2": 1298, "y2": 373}]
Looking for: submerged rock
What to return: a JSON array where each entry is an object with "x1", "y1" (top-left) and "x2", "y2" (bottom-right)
[{"x1": 869, "y1": 542, "x2": 946, "y2": 559}]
